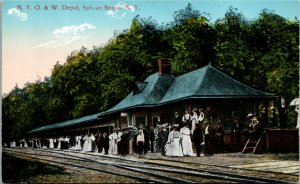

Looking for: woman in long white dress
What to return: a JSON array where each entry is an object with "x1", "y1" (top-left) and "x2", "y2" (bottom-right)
[
  {"x1": 75, "y1": 135, "x2": 82, "y2": 150},
  {"x1": 82, "y1": 134, "x2": 90, "y2": 152},
  {"x1": 57, "y1": 137, "x2": 64, "y2": 149},
  {"x1": 89, "y1": 133, "x2": 96, "y2": 152},
  {"x1": 165, "y1": 125, "x2": 183, "y2": 157},
  {"x1": 24, "y1": 139, "x2": 28, "y2": 147},
  {"x1": 109, "y1": 130, "x2": 118, "y2": 155},
  {"x1": 180, "y1": 123, "x2": 194, "y2": 156},
  {"x1": 191, "y1": 111, "x2": 198, "y2": 135},
  {"x1": 49, "y1": 138, "x2": 54, "y2": 148}
]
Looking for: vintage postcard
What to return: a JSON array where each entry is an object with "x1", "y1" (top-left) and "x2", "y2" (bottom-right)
[{"x1": 2, "y1": 0, "x2": 299, "y2": 183}]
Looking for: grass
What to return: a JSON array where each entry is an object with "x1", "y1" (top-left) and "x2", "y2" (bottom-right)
[
  {"x1": 2, "y1": 152, "x2": 68, "y2": 183},
  {"x1": 269, "y1": 152, "x2": 299, "y2": 160}
]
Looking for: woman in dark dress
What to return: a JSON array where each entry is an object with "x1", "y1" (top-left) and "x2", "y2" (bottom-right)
[
  {"x1": 96, "y1": 133, "x2": 104, "y2": 153},
  {"x1": 119, "y1": 130, "x2": 130, "y2": 156},
  {"x1": 103, "y1": 132, "x2": 109, "y2": 155}
]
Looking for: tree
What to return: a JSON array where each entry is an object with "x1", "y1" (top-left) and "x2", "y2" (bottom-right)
[
  {"x1": 2, "y1": 5, "x2": 299, "y2": 144},
  {"x1": 214, "y1": 7, "x2": 253, "y2": 84},
  {"x1": 163, "y1": 3, "x2": 216, "y2": 75}
]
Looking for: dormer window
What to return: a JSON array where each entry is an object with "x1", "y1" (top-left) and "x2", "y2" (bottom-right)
[{"x1": 133, "y1": 82, "x2": 147, "y2": 95}]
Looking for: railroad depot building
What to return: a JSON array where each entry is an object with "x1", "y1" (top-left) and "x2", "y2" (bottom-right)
[{"x1": 28, "y1": 58, "x2": 298, "y2": 153}]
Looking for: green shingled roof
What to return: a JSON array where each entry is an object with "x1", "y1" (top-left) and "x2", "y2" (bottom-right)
[
  {"x1": 100, "y1": 64, "x2": 275, "y2": 116},
  {"x1": 159, "y1": 64, "x2": 275, "y2": 103},
  {"x1": 29, "y1": 64, "x2": 276, "y2": 134},
  {"x1": 28, "y1": 112, "x2": 101, "y2": 134},
  {"x1": 101, "y1": 73, "x2": 174, "y2": 115}
]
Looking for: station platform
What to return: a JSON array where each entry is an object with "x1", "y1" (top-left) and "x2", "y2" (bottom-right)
[{"x1": 107, "y1": 152, "x2": 299, "y2": 177}]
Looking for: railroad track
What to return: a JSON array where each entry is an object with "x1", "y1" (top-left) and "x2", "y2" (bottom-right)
[
  {"x1": 147, "y1": 157, "x2": 299, "y2": 174},
  {"x1": 4, "y1": 148, "x2": 168, "y2": 183},
  {"x1": 4, "y1": 148, "x2": 294, "y2": 183},
  {"x1": 58, "y1": 148, "x2": 295, "y2": 184}
]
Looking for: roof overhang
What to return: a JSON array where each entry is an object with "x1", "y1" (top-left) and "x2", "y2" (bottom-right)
[{"x1": 98, "y1": 94, "x2": 278, "y2": 118}]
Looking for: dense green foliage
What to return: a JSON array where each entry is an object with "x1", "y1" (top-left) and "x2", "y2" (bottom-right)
[{"x1": 2, "y1": 4, "x2": 299, "y2": 142}]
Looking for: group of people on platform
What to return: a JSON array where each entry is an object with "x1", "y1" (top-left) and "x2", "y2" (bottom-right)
[
  {"x1": 7, "y1": 107, "x2": 261, "y2": 158},
  {"x1": 139, "y1": 107, "x2": 225, "y2": 157},
  {"x1": 163, "y1": 108, "x2": 222, "y2": 157}
]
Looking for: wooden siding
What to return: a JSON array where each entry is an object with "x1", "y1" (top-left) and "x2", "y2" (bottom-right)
[{"x1": 266, "y1": 129, "x2": 299, "y2": 153}]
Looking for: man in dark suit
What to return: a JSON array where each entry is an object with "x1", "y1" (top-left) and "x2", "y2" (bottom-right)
[
  {"x1": 193, "y1": 123, "x2": 203, "y2": 157},
  {"x1": 139, "y1": 124, "x2": 149, "y2": 155},
  {"x1": 174, "y1": 112, "x2": 182, "y2": 130},
  {"x1": 204, "y1": 121, "x2": 215, "y2": 156}
]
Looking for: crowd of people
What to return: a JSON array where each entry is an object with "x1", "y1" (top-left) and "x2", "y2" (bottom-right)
[{"x1": 7, "y1": 107, "x2": 261, "y2": 158}]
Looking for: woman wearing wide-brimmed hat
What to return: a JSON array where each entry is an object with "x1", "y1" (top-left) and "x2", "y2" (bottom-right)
[{"x1": 165, "y1": 124, "x2": 183, "y2": 157}]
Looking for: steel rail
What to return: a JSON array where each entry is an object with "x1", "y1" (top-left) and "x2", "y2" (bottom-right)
[
  {"x1": 148, "y1": 157, "x2": 299, "y2": 176},
  {"x1": 5, "y1": 148, "x2": 196, "y2": 183},
  {"x1": 7, "y1": 148, "x2": 295, "y2": 184},
  {"x1": 63, "y1": 148, "x2": 294, "y2": 184},
  {"x1": 3, "y1": 148, "x2": 166, "y2": 183},
  {"x1": 59, "y1": 148, "x2": 293, "y2": 184}
]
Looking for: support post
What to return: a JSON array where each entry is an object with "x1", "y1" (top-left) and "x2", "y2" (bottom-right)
[
  {"x1": 263, "y1": 101, "x2": 269, "y2": 128},
  {"x1": 278, "y1": 96, "x2": 286, "y2": 129}
]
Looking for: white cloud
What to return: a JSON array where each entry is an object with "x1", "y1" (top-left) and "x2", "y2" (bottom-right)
[
  {"x1": 53, "y1": 23, "x2": 96, "y2": 38},
  {"x1": 107, "y1": 2, "x2": 136, "y2": 20},
  {"x1": 7, "y1": 8, "x2": 28, "y2": 21},
  {"x1": 33, "y1": 23, "x2": 96, "y2": 48}
]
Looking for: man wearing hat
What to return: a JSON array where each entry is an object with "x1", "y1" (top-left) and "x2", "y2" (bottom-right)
[
  {"x1": 158, "y1": 124, "x2": 169, "y2": 156},
  {"x1": 139, "y1": 124, "x2": 150, "y2": 155},
  {"x1": 204, "y1": 120, "x2": 215, "y2": 156},
  {"x1": 249, "y1": 117, "x2": 260, "y2": 140}
]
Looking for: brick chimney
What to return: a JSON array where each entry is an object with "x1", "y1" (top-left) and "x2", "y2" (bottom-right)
[{"x1": 158, "y1": 58, "x2": 171, "y2": 75}]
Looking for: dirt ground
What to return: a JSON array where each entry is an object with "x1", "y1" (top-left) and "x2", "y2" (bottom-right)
[{"x1": 3, "y1": 149, "x2": 299, "y2": 183}]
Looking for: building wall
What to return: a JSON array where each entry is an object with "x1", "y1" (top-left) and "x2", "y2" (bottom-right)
[
  {"x1": 265, "y1": 128, "x2": 299, "y2": 153},
  {"x1": 120, "y1": 116, "x2": 127, "y2": 129},
  {"x1": 122, "y1": 110, "x2": 162, "y2": 129},
  {"x1": 222, "y1": 128, "x2": 299, "y2": 153}
]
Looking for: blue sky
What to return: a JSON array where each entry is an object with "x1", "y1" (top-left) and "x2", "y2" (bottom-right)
[{"x1": 2, "y1": 0, "x2": 299, "y2": 94}]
